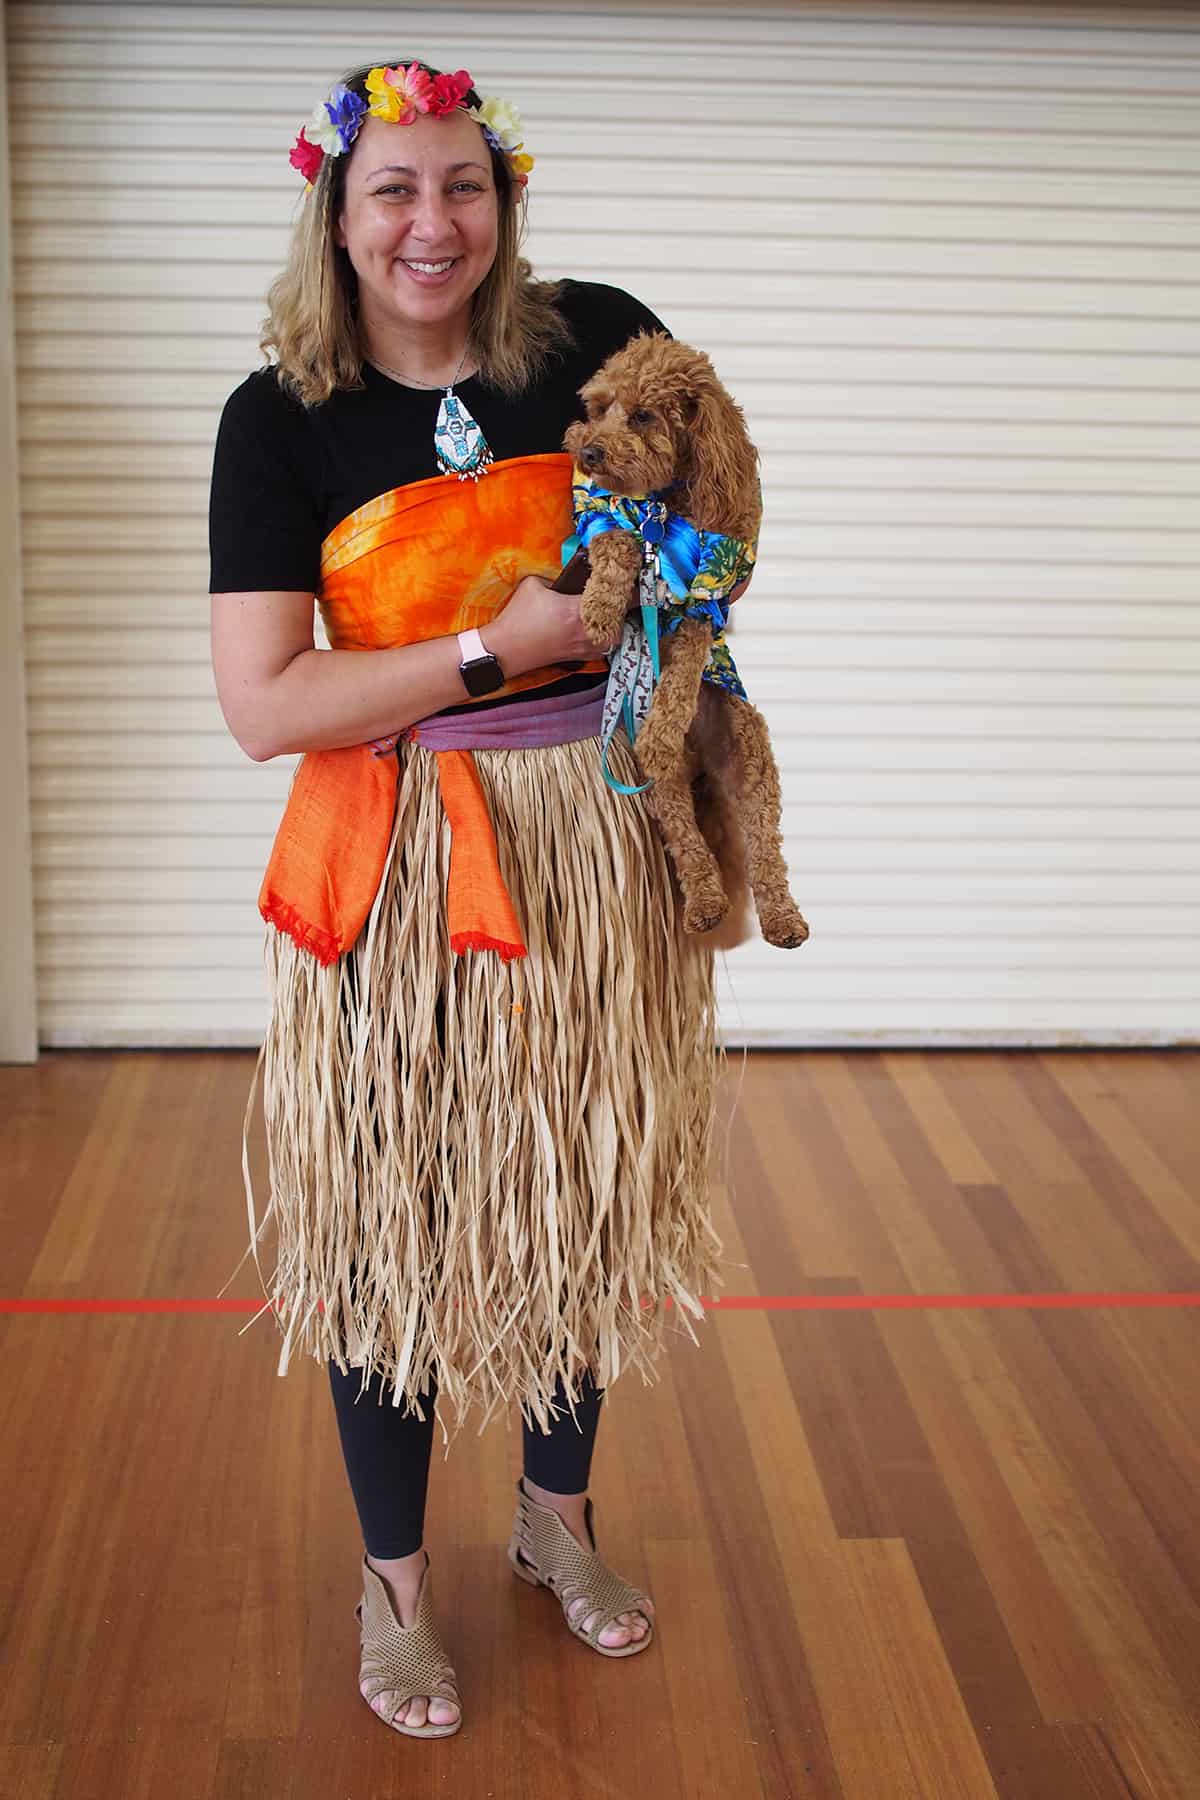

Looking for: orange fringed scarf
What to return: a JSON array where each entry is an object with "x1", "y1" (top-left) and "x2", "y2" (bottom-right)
[{"x1": 257, "y1": 452, "x2": 607, "y2": 965}]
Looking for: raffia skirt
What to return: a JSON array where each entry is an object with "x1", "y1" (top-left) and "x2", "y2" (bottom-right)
[{"x1": 231, "y1": 724, "x2": 730, "y2": 1452}]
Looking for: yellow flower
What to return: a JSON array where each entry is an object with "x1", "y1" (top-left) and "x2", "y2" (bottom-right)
[
  {"x1": 366, "y1": 68, "x2": 402, "y2": 122},
  {"x1": 365, "y1": 63, "x2": 432, "y2": 126}
]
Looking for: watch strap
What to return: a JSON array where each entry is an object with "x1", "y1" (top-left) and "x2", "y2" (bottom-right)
[{"x1": 458, "y1": 627, "x2": 489, "y2": 664}]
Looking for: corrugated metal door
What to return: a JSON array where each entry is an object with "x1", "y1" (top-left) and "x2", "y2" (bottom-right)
[{"x1": 8, "y1": 1, "x2": 1199, "y2": 1046}]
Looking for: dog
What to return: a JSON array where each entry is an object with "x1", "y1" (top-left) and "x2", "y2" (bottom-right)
[{"x1": 562, "y1": 332, "x2": 809, "y2": 951}]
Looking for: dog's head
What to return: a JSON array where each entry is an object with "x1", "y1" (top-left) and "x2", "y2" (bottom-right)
[{"x1": 563, "y1": 333, "x2": 759, "y2": 536}]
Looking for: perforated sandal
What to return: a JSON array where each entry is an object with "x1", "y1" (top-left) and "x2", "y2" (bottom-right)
[
  {"x1": 354, "y1": 1549, "x2": 462, "y2": 1738},
  {"x1": 507, "y1": 1476, "x2": 656, "y2": 1658}
]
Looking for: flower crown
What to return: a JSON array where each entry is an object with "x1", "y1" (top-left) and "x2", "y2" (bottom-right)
[{"x1": 289, "y1": 63, "x2": 534, "y2": 191}]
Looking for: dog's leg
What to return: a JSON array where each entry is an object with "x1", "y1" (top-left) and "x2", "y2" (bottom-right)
[
  {"x1": 635, "y1": 618, "x2": 731, "y2": 933},
  {"x1": 578, "y1": 530, "x2": 642, "y2": 647},
  {"x1": 724, "y1": 695, "x2": 810, "y2": 949},
  {"x1": 690, "y1": 755, "x2": 754, "y2": 952},
  {"x1": 634, "y1": 614, "x2": 707, "y2": 771}
]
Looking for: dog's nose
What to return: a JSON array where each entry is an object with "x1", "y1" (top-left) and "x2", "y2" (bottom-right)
[{"x1": 580, "y1": 444, "x2": 605, "y2": 471}]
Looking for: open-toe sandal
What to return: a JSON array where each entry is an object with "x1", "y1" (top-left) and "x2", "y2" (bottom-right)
[
  {"x1": 354, "y1": 1549, "x2": 462, "y2": 1738},
  {"x1": 506, "y1": 1475, "x2": 656, "y2": 1658}
]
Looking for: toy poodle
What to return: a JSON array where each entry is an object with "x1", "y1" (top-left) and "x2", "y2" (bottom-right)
[{"x1": 563, "y1": 332, "x2": 809, "y2": 951}]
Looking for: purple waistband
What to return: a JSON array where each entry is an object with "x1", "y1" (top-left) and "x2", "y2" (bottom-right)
[{"x1": 403, "y1": 680, "x2": 606, "y2": 751}]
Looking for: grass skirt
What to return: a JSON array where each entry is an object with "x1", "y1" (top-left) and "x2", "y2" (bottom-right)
[{"x1": 230, "y1": 727, "x2": 729, "y2": 1451}]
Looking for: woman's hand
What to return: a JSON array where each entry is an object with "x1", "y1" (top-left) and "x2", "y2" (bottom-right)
[
  {"x1": 364, "y1": 573, "x2": 617, "y2": 753},
  {"x1": 487, "y1": 573, "x2": 620, "y2": 672}
]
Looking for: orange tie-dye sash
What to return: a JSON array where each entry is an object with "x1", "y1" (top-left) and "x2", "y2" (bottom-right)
[{"x1": 257, "y1": 452, "x2": 607, "y2": 965}]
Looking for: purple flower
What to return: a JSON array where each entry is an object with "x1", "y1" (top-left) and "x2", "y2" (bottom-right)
[{"x1": 324, "y1": 85, "x2": 368, "y2": 154}]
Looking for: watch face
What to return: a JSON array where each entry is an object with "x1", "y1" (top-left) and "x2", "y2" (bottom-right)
[{"x1": 462, "y1": 655, "x2": 504, "y2": 697}]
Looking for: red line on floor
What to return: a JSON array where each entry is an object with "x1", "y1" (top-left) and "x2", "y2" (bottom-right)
[{"x1": 2, "y1": 1294, "x2": 1198, "y2": 1314}]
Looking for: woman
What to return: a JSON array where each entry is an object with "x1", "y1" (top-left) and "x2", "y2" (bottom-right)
[{"x1": 209, "y1": 59, "x2": 727, "y2": 1740}]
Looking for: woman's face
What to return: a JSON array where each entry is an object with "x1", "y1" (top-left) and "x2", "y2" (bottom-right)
[{"x1": 335, "y1": 109, "x2": 501, "y2": 341}]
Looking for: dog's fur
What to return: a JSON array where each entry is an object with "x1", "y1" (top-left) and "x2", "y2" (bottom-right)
[{"x1": 563, "y1": 333, "x2": 809, "y2": 951}]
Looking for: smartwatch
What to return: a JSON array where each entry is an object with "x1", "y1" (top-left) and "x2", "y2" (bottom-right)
[{"x1": 457, "y1": 627, "x2": 505, "y2": 698}]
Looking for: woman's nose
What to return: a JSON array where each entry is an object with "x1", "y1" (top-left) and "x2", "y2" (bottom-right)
[{"x1": 407, "y1": 186, "x2": 456, "y2": 244}]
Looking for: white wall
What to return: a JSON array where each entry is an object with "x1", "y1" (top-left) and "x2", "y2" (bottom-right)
[{"x1": 7, "y1": 1, "x2": 1200, "y2": 1046}]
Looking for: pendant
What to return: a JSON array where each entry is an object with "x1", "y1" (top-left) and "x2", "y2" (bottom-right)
[{"x1": 434, "y1": 389, "x2": 494, "y2": 481}]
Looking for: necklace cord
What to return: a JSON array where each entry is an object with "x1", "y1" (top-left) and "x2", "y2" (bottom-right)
[{"x1": 369, "y1": 342, "x2": 472, "y2": 392}]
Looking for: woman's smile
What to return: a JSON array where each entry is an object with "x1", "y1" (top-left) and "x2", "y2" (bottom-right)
[{"x1": 397, "y1": 255, "x2": 461, "y2": 286}]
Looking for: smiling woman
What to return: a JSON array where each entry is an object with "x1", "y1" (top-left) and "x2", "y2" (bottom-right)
[
  {"x1": 264, "y1": 61, "x2": 565, "y2": 406},
  {"x1": 208, "y1": 55, "x2": 725, "y2": 1743}
]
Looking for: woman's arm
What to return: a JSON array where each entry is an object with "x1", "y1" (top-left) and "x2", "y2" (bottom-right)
[
  {"x1": 211, "y1": 591, "x2": 484, "y2": 761},
  {"x1": 210, "y1": 576, "x2": 602, "y2": 763}
]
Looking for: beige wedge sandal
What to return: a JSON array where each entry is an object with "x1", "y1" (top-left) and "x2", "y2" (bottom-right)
[
  {"x1": 354, "y1": 1549, "x2": 463, "y2": 1738},
  {"x1": 506, "y1": 1475, "x2": 656, "y2": 1658}
]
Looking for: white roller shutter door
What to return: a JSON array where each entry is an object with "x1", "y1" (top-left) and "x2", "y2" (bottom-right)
[{"x1": 8, "y1": 1, "x2": 1199, "y2": 1046}]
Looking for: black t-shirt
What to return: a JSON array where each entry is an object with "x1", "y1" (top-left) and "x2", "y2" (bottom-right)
[{"x1": 208, "y1": 278, "x2": 668, "y2": 598}]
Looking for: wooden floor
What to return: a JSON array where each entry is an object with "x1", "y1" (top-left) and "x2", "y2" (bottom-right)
[{"x1": 1, "y1": 1048, "x2": 1198, "y2": 1799}]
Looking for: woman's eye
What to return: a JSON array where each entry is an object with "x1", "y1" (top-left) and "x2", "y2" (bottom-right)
[{"x1": 373, "y1": 184, "x2": 481, "y2": 198}]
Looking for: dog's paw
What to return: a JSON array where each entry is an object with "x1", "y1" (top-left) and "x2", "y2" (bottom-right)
[
  {"x1": 580, "y1": 588, "x2": 630, "y2": 648},
  {"x1": 760, "y1": 902, "x2": 810, "y2": 949},
  {"x1": 683, "y1": 886, "x2": 731, "y2": 935}
]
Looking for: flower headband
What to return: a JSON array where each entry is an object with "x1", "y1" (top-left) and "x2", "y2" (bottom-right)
[{"x1": 289, "y1": 63, "x2": 534, "y2": 190}]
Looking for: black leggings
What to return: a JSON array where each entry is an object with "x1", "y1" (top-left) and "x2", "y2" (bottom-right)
[
  {"x1": 328, "y1": 1359, "x2": 605, "y2": 1558},
  {"x1": 329, "y1": 979, "x2": 605, "y2": 1559}
]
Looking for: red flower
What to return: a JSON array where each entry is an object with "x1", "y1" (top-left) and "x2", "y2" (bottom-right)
[
  {"x1": 426, "y1": 69, "x2": 473, "y2": 116},
  {"x1": 289, "y1": 128, "x2": 324, "y2": 183}
]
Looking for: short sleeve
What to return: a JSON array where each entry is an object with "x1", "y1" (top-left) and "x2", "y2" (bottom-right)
[
  {"x1": 555, "y1": 280, "x2": 673, "y2": 369},
  {"x1": 597, "y1": 284, "x2": 671, "y2": 344},
  {"x1": 208, "y1": 370, "x2": 323, "y2": 594}
]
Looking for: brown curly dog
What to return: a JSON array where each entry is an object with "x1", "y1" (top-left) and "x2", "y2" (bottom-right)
[{"x1": 563, "y1": 332, "x2": 809, "y2": 951}]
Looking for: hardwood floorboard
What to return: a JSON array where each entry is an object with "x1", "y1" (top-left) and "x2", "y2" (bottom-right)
[{"x1": 1, "y1": 1049, "x2": 1197, "y2": 1798}]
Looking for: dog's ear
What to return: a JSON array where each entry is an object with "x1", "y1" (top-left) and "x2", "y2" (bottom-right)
[{"x1": 682, "y1": 356, "x2": 759, "y2": 531}]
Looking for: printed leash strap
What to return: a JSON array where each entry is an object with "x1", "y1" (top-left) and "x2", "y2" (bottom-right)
[{"x1": 599, "y1": 502, "x2": 668, "y2": 794}]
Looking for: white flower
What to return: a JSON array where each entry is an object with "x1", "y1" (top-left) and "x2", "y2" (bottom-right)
[
  {"x1": 306, "y1": 100, "x2": 343, "y2": 155},
  {"x1": 470, "y1": 95, "x2": 523, "y2": 152}
]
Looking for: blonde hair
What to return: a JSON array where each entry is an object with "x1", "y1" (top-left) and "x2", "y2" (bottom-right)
[{"x1": 261, "y1": 61, "x2": 573, "y2": 407}]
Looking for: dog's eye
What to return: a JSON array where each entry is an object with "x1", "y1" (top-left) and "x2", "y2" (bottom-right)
[
  {"x1": 629, "y1": 409, "x2": 656, "y2": 428},
  {"x1": 585, "y1": 398, "x2": 608, "y2": 420}
]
